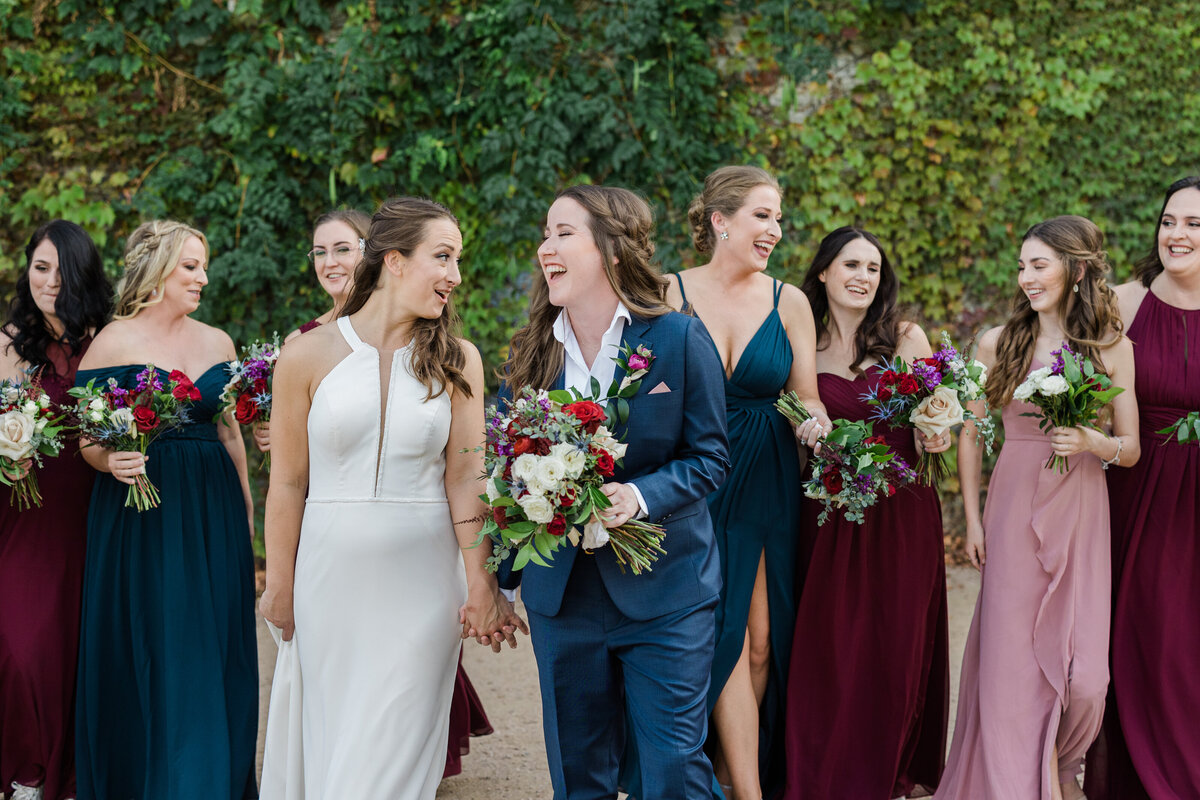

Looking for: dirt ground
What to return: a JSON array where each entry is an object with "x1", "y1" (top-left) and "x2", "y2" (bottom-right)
[{"x1": 255, "y1": 564, "x2": 981, "y2": 799}]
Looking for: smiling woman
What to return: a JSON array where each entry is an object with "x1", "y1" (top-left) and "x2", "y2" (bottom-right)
[{"x1": 71, "y1": 220, "x2": 260, "y2": 800}]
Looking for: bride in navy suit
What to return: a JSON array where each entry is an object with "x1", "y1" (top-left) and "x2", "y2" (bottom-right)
[{"x1": 498, "y1": 184, "x2": 730, "y2": 799}]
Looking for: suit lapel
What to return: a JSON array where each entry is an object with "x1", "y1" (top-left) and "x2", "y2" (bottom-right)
[{"x1": 612, "y1": 315, "x2": 653, "y2": 438}]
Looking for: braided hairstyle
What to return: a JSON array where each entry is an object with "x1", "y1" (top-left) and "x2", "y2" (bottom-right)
[
  {"x1": 686, "y1": 165, "x2": 782, "y2": 255},
  {"x1": 987, "y1": 215, "x2": 1122, "y2": 408},
  {"x1": 5, "y1": 220, "x2": 113, "y2": 372},
  {"x1": 114, "y1": 220, "x2": 208, "y2": 320},
  {"x1": 339, "y1": 197, "x2": 471, "y2": 400},
  {"x1": 502, "y1": 184, "x2": 670, "y2": 391}
]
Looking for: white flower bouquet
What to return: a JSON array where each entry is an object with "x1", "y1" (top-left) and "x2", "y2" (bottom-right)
[{"x1": 0, "y1": 377, "x2": 68, "y2": 510}]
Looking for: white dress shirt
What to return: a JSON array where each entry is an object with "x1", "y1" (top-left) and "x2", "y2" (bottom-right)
[{"x1": 552, "y1": 302, "x2": 649, "y2": 517}]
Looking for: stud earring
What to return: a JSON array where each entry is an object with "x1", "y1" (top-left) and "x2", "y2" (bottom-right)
[
  {"x1": 1073, "y1": 283, "x2": 1079, "y2": 294},
  {"x1": 719, "y1": 231, "x2": 729, "y2": 240}
]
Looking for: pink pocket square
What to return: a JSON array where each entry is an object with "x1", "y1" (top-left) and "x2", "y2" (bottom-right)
[{"x1": 648, "y1": 382, "x2": 672, "y2": 395}]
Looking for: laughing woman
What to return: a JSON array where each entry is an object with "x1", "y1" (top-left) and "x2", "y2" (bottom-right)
[
  {"x1": 74, "y1": 221, "x2": 258, "y2": 800},
  {"x1": 782, "y1": 227, "x2": 950, "y2": 800},
  {"x1": 665, "y1": 166, "x2": 827, "y2": 800},
  {"x1": 936, "y1": 216, "x2": 1139, "y2": 800},
  {"x1": 498, "y1": 184, "x2": 730, "y2": 800},
  {"x1": 1085, "y1": 178, "x2": 1200, "y2": 800}
]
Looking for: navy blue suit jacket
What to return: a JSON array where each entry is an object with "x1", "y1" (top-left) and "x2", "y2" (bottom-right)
[{"x1": 498, "y1": 310, "x2": 730, "y2": 621}]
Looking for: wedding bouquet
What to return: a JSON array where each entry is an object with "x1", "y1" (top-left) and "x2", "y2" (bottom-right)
[
  {"x1": 862, "y1": 333, "x2": 995, "y2": 484},
  {"x1": 1156, "y1": 410, "x2": 1200, "y2": 445},
  {"x1": 218, "y1": 336, "x2": 280, "y2": 469},
  {"x1": 0, "y1": 377, "x2": 68, "y2": 510},
  {"x1": 68, "y1": 366, "x2": 198, "y2": 510},
  {"x1": 1014, "y1": 343, "x2": 1124, "y2": 472},
  {"x1": 476, "y1": 344, "x2": 666, "y2": 575},
  {"x1": 776, "y1": 392, "x2": 917, "y2": 525}
]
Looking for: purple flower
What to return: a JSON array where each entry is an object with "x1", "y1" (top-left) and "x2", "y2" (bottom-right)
[
  {"x1": 932, "y1": 342, "x2": 959, "y2": 364},
  {"x1": 135, "y1": 366, "x2": 163, "y2": 393},
  {"x1": 911, "y1": 360, "x2": 943, "y2": 392},
  {"x1": 628, "y1": 353, "x2": 650, "y2": 371}
]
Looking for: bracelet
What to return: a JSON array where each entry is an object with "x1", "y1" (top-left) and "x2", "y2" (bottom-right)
[{"x1": 1100, "y1": 436, "x2": 1123, "y2": 470}]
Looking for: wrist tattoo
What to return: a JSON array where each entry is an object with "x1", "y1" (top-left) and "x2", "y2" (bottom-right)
[{"x1": 453, "y1": 514, "x2": 487, "y2": 526}]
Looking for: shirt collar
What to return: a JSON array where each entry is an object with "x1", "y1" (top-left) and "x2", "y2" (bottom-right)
[{"x1": 552, "y1": 302, "x2": 632, "y2": 345}]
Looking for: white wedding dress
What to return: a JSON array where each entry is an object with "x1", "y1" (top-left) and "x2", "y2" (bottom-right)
[{"x1": 261, "y1": 316, "x2": 467, "y2": 799}]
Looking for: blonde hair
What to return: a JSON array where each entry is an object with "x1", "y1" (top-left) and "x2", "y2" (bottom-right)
[
  {"x1": 687, "y1": 165, "x2": 782, "y2": 255},
  {"x1": 114, "y1": 220, "x2": 208, "y2": 319}
]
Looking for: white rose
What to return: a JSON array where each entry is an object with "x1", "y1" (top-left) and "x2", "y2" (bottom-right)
[
  {"x1": 550, "y1": 443, "x2": 587, "y2": 478},
  {"x1": 592, "y1": 427, "x2": 628, "y2": 460},
  {"x1": 534, "y1": 455, "x2": 567, "y2": 491},
  {"x1": 518, "y1": 493, "x2": 555, "y2": 524},
  {"x1": 20, "y1": 401, "x2": 38, "y2": 416},
  {"x1": 964, "y1": 378, "x2": 980, "y2": 398},
  {"x1": 1039, "y1": 375, "x2": 1070, "y2": 396},
  {"x1": 511, "y1": 454, "x2": 540, "y2": 483},
  {"x1": 0, "y1": 411, "x2": 36, "y2": 461},
  {"x1": 89, "y1": 397, "x2": 105, "y2": 412},
  {"x1": 88, "y1": 410, "x2": 104, "y2": 424},
  {"x1": 908, "y1": 385, "x2": 965, "y2": 437},
  {"x1": 582, "y1": 516, "x2": 610, "y2": 550},
  {"x1": 111, "y1": 407, "x2": 137, "y2": 436},
  {"x1": 973, "y1": 360, "x2": 988, "y2": 386},
  {"x1": 1027, "y1": 366, "x2": 1052, "y2": 387},
  {"x1": 484, "y1": 466, "x2": 504, "y2": 502},
  {"x1": 1012, "y1": 380, "x2": 1035, "y2": 401}
]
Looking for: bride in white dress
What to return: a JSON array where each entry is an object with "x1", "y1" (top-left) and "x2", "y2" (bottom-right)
[{"x1": 259, "y1": 197, "x2": 524, "y2": 799}]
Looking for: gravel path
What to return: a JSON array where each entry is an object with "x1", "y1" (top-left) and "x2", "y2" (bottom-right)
[{"x1": 255, "y1": 565, "x2": 981, "y2": 799}]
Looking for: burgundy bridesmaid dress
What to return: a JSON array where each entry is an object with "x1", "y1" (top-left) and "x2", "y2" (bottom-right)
[
  {"x1": 1085, "y1": 291, "x2": 1200, "y2": 799},
  {"x1": 783, "y1": 369, "x2": 949, "y2": 799},
  {"x1": 0, "y1": 341, "x2": 94, "y2": 800},
  {"x1": 295, "y1": 317, "x2": 492, "y2": 778}
]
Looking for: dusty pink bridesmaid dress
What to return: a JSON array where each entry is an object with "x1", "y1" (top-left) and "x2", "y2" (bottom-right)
[{"x1": 935, "y1": 370, "x2": 1110, "y2": 800}]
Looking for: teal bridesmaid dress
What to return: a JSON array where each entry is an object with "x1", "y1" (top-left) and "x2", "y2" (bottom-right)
[
  {"x1": 74, "y1": 364, "x2": 258, "y2": 800},
  {"x1": 621, "y1": 277, "x2": 803, "y2": 798}
]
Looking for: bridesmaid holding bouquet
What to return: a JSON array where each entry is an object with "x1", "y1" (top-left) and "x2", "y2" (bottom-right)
[
  {"x1": 937, "y1": 216, "x2": 1139, "y2": 800},
  {"x1": 0, "y1": 221, "x2": 111, "y2": 800},
  {"x1": 782, "y1": 227, "x2": 950, "y2": 800},
  {"x1": 1085, "y1": 177, "x2": 1200, "y2": 800},
  {"x1": 74, "y1": 221, "x2": 258, "y2": 800}
]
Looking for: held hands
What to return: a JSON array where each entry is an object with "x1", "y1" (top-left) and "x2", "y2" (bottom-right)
[
  {"x1": 259, "y1": 583, "x2": 295, "y2": 642},
  {"x1": 461, "y1": 581, "x2": 529, "y2": 653},
  {"x1": 965, "y1": 521, "x2": 986, "y2": 571},
  {"x1": 600, "y1": 482, "x2": 640, "y2": 528},
  {"x1": 107, "y1": 451, "x2": 148, "y2": 486},
  {"x1": 253, "y1": 421, "x2": 271, "y2": 453}
]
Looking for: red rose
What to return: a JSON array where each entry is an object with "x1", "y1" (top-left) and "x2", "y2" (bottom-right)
[
  {"x1": 865, "y1": 435, "x2": 887, "y2": 446},
  {"x1": 559, "y1": 488, "x2": 577, "y2": 508},
  {"x1": 547, "y1": 513, "x2": 567, "y2": 537},
  {"x1": 532, "y1": 437, "x2": 551, "y2": 456},
  {"x1": 492, "y1": 506, "x2": 509, "y2": 529},
  {"x1": 234, "y1": 394, "x2": 260, "y2": 425},
  {"x1": 513, "y1": 436, "x2": 534, "y2": 455},
  {"x1": 887, "y1": 485, "x2": 896, "y2": 497},
  {"x1": 172, "y1": 377, "x2": 200, "y2": 401},
  {"x1": 132, "y1": 405, "x2": 159, "y2": 433},
  {"x1": 897, "y1": 374, "x2": 920, "y2": 396},
  {"x1": 563, "y1": 401, "x2": 607, "y2": 434},
  {"x1": 877, "y1": 385, "x2": 893, "y2": 402},
  {"x1": 881, "y1": 370, "x2": 899, "y2": 386},
  {"x1": 168, "y1": 369, "x2": 188, "y2": 383},
  {"x1": 253, "y1": 378, "x2": 268, "y2": 395},
  {"x1": 595, "y1": 451, "x2": 615, "y2": 477},
  {"x1": 821, "y1": 467, "x2": 844, "y2": 494}
]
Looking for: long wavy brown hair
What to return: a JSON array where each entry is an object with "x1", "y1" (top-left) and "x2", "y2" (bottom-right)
[
  {"x1": 987, "y1": 215, "x2": 1122, "y2": 408},
  {"x1": 1133, "y1": 175, "x2": 1200, "y2": 288},
  {"x1": 340, "y1": 197, "x2": 471, "y2": 400},
  {"x1": 799, "y1": 226, "x2": 902, "y2": 374},
  {"x1": 501, "y1": 184, "x2": 671, "y2": 391}
]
